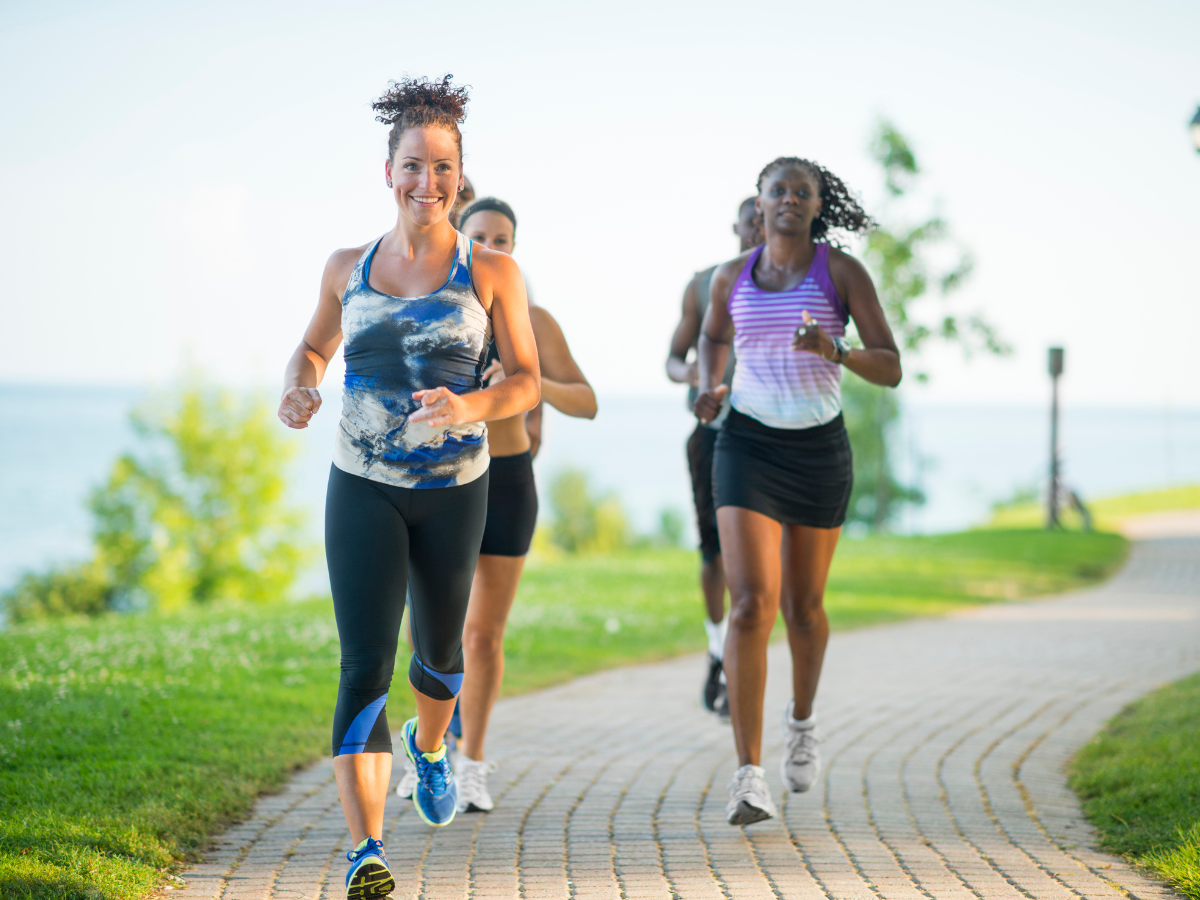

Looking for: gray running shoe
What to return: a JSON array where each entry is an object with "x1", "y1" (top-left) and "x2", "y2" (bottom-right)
[
  {"x1": 780, "y1": 700, "x2": 820, "y2": 792},
  {"x1": 395, "y1": 759, "x2": 417, "y2": 800},
  {"x1": 726, "y1": 764, "x2": 777, "y2": 825}
]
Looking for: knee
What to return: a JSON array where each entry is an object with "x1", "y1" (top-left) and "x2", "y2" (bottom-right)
[
  {"x1": 728, "y1": 590, "x2": 775, "y2": 632},
  {"x1": 463, "y1": 622, "x2": 505, "y2": 660},
  {"x1": 341, "y1": 645, "x2": 396, "y2": 691},
  {"x1": 781, "y1": 592, "x2": 826, "y2": 631}
]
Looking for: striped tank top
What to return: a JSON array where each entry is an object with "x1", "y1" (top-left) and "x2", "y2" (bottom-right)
[
  {"x1": 728, "y1": 242, "x2": 848, "y2": 430},
  {"x1": 334, "y1": 231, "x2": 492, "y2": 489}
]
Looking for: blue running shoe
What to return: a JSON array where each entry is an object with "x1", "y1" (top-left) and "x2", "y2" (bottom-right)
[
  {"x1": 344, "y1": 836, "x2": 393, "y2": 900},
  {"x1": 401, "y1": 716, "x2": 458, "y2": 827}
]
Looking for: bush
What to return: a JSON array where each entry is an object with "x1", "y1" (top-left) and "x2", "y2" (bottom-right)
[
  {"x1": 2, "y1": 383, "x2": 308, "y2": 622},
  {"x1": 546, "y1": 468, "x2": 630, "y2": 554},
  {"x1": 2, "y1": 562, "x2": 111, "y2": 622}
]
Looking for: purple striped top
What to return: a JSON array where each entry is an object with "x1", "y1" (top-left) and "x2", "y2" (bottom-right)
[{"x1": 728, "y1": 242, "x2": 849, "y2": 430}]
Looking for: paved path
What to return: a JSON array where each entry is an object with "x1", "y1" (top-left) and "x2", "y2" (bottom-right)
[{"x1": 174, "y1": 538, "x2": 1200, "y2": 899}]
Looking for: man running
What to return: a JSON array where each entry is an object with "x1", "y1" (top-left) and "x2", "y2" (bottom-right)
[{"x1": 666, "y1": 197, "x2": 761, "y2": 715}]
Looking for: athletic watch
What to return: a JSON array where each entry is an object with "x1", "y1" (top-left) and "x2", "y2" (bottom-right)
[{"x1": 831, "y1": 337, "x2": 851, "y2": 364}]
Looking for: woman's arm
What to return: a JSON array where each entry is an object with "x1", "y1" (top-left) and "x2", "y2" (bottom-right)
[
  {"x1": 530, "y1": 306, "x2": 596, "y2": 419},
  {"x1": 666, "y1": 276, "x2": 702, "y2": 386},
  {"x1": 694, "y1": 260, "x2": 739, "y2": 424},
  {"x1": 277, "y1": 248, "x2": 356, "y2": 429},
  {"x1": 411, "y1": 250, "x2": 541, "y2": 426},
  {"x1": 793, "y1": 249, "x2": 901, "y2": 387}
]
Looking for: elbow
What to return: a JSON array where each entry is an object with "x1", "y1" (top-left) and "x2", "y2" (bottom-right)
[
  {"x1": 887, "y1": 363, "x2": 903, "y2": 389},
  {"x1": 583, "y1": 392, "x2": 598, "y2": 420}
]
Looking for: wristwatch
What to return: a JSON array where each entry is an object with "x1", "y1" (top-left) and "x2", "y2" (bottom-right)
[{"x1": 831, "y1": 337, "x2": 851, "y2": 364}]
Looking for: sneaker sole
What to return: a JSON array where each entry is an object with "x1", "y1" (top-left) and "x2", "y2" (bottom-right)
[
  {"x1": 727, "y1": 800, "x2": 774, "y2": 826},
  {"x1": 402, "y1": 722, "x2": 457, "y2": 828},
  {"x1": 346, "y1": 861, "x2": 395, "y2": 900}
]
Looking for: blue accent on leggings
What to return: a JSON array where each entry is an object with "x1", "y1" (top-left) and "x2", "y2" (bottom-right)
[
  {"x1": 413, "y1": 653, "x2": 464, "y2": 696},
  {"x1": 338, "y1": 693, "x2": 388, "y2": 755}
]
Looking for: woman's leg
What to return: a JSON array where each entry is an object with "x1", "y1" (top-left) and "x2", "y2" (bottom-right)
[
  {"x1": 779, "y1": 525, "x2": 841, "y2": 719},
  {"x1": 404, "y1": 474, "x2": 490, "y2": 751},
  {"x1": 717, "y1": 505, "x2": 783, "y2": 767},
  {"x1": 460, "y1": 553, "x2": 526, "y2": 761},
  {"x1": 325, "y1": 466, "x2": 409, "y2": 845}
]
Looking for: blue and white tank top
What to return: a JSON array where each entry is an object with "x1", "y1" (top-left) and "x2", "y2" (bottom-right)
[
  {"x1": 728, "y1": 242, "x2": 849, "y2": 430},
  {"x1": 334, "y1": 232, "x2": 492, "y2": 488}
]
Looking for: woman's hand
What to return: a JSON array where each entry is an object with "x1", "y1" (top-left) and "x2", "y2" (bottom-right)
[
  {"x1": 410, "y1": 387, "x2": 473, "y2": 427},
  {"x1": 482, "y1": 359, "x2": 507, "y2": 388},
  {"x1": 694, "y1": 384, "x2": 730, "y2": 425},
  {"x1": 278, "y1": 387, "x2": 322, "y2": 429},
  {"x1": 791, "y1": 310, "x2": 834, "y2": 360}
]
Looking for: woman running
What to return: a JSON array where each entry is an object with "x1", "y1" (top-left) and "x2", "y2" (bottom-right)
[
  {"x1": 396, "y1": 196, "x2": 597, "y2": 813},
  {"x1": 694, "y1": 157, "x2": 901, "y2": 826},
  {"x1": 277, "y1": 77, "x2": 540, "y2": 899}
]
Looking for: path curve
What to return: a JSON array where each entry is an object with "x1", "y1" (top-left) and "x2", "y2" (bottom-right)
[{"x1": 174, "y1": 537, "x2": 1200, "y2": 899}]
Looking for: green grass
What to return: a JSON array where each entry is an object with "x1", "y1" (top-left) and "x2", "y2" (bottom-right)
[
  {"x1": 1, "y1": 529, "x2": 1127, "y2": 899},
  {"x1": 1070, "y1": 671, "x2": 1200, "y2": 899},
  {"x1": 988, "y1": 483, "x2": 1200, "y2": 531}
]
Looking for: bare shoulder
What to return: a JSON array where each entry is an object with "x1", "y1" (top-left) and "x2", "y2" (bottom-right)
[
  {"x1": 322, "y1": 243, "x2": 371, "y2": 297},
  {"x1": 469, "y1": 243, "x2": 522, "y2": 284},
  {"x1": 529, "y1": 305, "x2": 564, "y2": 341},
  {"x1": 827, "y1": 245, "x2": 871, "y2": 281},
  {"x1": 710, "y1": 248, "x2": 756, "y2": 303}
]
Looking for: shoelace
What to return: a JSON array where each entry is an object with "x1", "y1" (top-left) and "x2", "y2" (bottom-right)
[
  {"x1": 786, "y1": 727, "x2": 819, "y2": 763},
  {"x1": 728, "y1": 766, "x2": 761, "y2": 793},
  {"x1": 347, "y1": 836, "x2": 386, "y2": 863},
  {"x1": 459, "y1": 759, "x2": 498, "y2": 794},
  {"x1": 416, "y1": 750, "x2": 450, "y2": 795}
]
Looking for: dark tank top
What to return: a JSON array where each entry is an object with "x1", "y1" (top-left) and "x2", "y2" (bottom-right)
[{"x1": 334, "y1": 232, "x2": 492, "y2": 488}]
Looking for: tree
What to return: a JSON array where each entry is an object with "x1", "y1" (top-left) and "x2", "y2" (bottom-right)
[{"x1": 844, "y1": 121, "x2": 1009, "y2": 530}]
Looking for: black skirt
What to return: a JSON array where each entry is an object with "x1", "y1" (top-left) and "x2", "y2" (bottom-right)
[
  {"x1": 479, "y1": 451, "x2": 539, "y2": 556},
  {"x1": 713, "y1": 408, "x2": 853, "y2": 529}
]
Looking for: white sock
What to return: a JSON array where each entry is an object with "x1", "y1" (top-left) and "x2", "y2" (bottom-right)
[
  {"x1": 704, "y1": 618, "x2": 726, "y2": 659},
  {"x1": 790, "y1": 711, "x2": 816, "y2": 730}
]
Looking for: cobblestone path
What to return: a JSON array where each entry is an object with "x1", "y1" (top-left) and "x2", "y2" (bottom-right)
[{"x1": 175, "y1": 537, "x2": 1199, "y2": 899}]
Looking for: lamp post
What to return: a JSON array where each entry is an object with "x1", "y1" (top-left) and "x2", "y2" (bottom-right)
[
  {"x1": 1047, "y1": 347, "x2": 1064, "y2": 529},
  {"x1": 1192, "y1": 106, "x2": 1200, "y2": 154}
]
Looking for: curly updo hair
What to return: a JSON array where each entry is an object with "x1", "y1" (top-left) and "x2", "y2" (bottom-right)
[
  {"x1": 756, "y1": 157, "x2": 874, "y2": 243},
  {"x1": 373, "y1": 75, "x2": 470, "y2": 163}
]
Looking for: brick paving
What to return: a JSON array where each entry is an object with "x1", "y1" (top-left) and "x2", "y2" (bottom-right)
[{"x1": 173, "y1": 537, "x2": 1199, "y2": 899}]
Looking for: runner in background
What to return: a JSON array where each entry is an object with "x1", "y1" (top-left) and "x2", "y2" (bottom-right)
[
  {"x1": 397, "y1": 196, "x2": 597, "y2": 814},
  {"x1": 666, "y1": 197, "x2": 761, "y2": 715}
]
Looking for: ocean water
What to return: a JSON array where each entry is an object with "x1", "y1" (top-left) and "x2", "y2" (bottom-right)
[{"x1": 2, "y1": 383, "x2": 1198, "y2": 595}]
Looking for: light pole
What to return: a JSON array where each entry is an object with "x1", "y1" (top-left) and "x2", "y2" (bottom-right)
[
  {"x1": 1047, "y1": 347, "x2": 1064, "y2": 529},
  {"x1": 1191, "y1": 106, "x2": 1200, "y2": 153}
]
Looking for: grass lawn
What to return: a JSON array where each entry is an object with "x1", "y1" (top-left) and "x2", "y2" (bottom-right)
[
  {"x1": 1, "y1": 528, "x2": 1126, "y2": 899},
  {"x1": 1069, "y1": 670, "x2": 1200, "y2": 899},
  {"x1": 988, "y1": 483, "x2": 1200, "y2": 531}
]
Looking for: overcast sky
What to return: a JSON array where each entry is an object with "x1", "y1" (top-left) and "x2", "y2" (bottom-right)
[{"x1": 2, "y1": 0, "x2": 1198, "y2": 409}]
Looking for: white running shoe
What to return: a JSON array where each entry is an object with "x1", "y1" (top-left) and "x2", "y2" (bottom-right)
[
  {"x1": 780, "y1": 700, "x2": 820, "y2": 792},
  {"x1": 455, "y1": 757, "x2": 498, "y2": 813},
  {"x1": 726, "y1": 764, "x2": 777, "y2": 825},
  {"x1": 395, "y1": 759, "x2": 417, "y2": 800}
]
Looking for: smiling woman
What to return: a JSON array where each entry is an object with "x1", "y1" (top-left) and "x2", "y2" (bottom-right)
[{"x1": 275, "y1": 75, "x2": 540, "y2": 900}]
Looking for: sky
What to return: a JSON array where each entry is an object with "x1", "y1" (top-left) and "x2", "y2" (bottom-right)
[{"x1": 2, "y1": 0, "x2": 1198, "y2": 410}]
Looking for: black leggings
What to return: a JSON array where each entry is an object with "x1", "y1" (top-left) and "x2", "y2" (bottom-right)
[{"x1": 325, "y1": 464, "x2": 489, "y2": 756}]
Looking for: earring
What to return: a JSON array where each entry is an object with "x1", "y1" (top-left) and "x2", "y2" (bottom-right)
[
  {"x1": 458, "y1": 185, "x2": 463, "y2": 192},
  {"x1": 387, "y1": 181, "x2": 393, "y2": 188}
]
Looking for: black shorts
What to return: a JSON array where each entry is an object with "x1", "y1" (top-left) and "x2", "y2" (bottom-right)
[
  {"x1": 714, "y1": 409, "x2": 853, "y2": 529},
  {"x1": 479, "y1": 451, "x2": 539, "y2": 557},
  {"x1": 325, "y1": 464, "x2": 489, "y2": 755},
  {"x1": 686, "y1": 424, "x2": 721, "y2": 561}
]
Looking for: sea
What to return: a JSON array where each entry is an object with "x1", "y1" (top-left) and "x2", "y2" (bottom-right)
[{"x1": 2, "y1": 383, "x2": 1198, "y2": 598}]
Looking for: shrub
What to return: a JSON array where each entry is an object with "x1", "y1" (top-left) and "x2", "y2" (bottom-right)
[
  {"x1": 546, "y1": 468, "x2": 630, "y2": 554},
  {"x1": 2, "y1": 383, "x2": 308, "y2": 621}
]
